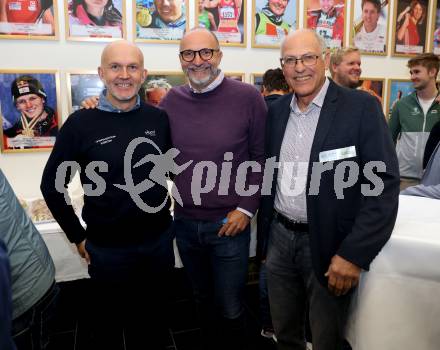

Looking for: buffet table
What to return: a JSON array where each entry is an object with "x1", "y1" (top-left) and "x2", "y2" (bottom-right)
[{"x1": 346, "y1": 195, "x2": 440, "y2": 350}]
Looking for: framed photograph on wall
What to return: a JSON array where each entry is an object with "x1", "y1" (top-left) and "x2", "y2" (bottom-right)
[
  {"x1": 134, "y1": 0, "x2": 188, "y2": 43},
  {"x1": 387, "y1": 79, "x2": 414, "y2": 116},
  {"x1": 357, "y1": 77, "x2": 385, "y2": 109},
  {"x1": 350, "y1": 0, "x2": 390, "y2": 55},
  {"x1": 195, "y1": 0, "x2": 247, "y2": 47},
  {"x1": 66, "y1": 71, "x2": 104, "y2": 114},
  {"x1": 225, "y1": 72, "x2": 245, "y2": 81},
  {"x1": 140, "y1": 72, "x2": 186, "y2": 106},
  {"x1": 392, "y1": 0, "x2": 429, "y2": 56},
  {"x1": 250, "y1": 73, "x2": 263, "y2": 92},
  {"x1": 303, "y1": 0, "x2": 346, "y2": 49},
  {"x1": 0, "y1": 0, "x2": 59, "y2": 40},
  {"x1": 65, "y1": 0, "x2": 125, "y2": 41},
  {"x1": 251, "y1": 0, "x2": 297, "y2": 48},
  {"x1": 0, "y1": 70, "x2": 61, "y2": 153},
  {"x1": 430, "y1": 0, "x2": 440, "y2": 55}
]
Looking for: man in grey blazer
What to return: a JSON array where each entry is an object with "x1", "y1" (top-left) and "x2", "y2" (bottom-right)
[{"x1": 257, "y1": 29, "x2": 400, "y2": 350}]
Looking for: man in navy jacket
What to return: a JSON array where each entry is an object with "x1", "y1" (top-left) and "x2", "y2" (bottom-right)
[{"x1": 257, "y1": 29, "x2": 400, "y2": 350}]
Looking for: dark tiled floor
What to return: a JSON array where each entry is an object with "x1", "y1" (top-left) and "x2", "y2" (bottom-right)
[{"x1": 48, "y1": 268, "x2": 277, "y2": 350}]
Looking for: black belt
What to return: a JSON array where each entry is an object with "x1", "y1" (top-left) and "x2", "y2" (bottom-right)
[{"x1": 273, "y1": 211, "x2": 309, "y2": 233}]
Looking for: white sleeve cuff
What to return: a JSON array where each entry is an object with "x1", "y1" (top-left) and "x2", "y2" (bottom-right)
[{"x1": 237, "y1": 207, "x2": 253, "y2": 218}]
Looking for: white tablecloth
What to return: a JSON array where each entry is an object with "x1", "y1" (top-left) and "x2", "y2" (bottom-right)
[
  {"x1": 346, "y1": 195, "x2": 440, "y2": 350},
  {"x1": 36, "y1": 222, "x2": 90, "y2": 282}
]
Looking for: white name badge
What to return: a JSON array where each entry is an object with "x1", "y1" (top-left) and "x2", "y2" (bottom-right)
[{"x1": 319, "y1": 146, "x2": 356, "y2": 162}]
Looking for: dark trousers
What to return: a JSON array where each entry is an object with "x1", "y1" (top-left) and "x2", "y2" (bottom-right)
[
  {"x1": 174, "y1": 216, "x2": 250, "y2": 350},
  {"x1": 266, "y1": 220, "x2": 352, "y2": 350},
  {"x1": 84, "y1": 228, "x2": 174, "y2": 350},
  {"x1": 12, "y1": 282, "x2": 59, "y2": 350}
]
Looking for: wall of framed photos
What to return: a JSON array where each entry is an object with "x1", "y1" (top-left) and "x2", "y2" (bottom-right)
[{"x1": 0, "y1": 0, "x2": 438, "y2": 197}]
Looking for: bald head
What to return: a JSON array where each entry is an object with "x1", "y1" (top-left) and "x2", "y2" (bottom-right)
[
  {"x1": 280, "y1": 29, "x2": 329, "y2": 109},
  {"x1": 281, "y1": 29, "x2": 326, "y2": 58},
  {"x1": 98, "y1": 40, "x2": 147, "y2": 111},
  {"x1": 101, "y1": 40, "x2": 144, "y2": 67},
  {"x1": 179, "y1": 27, "x2": 220, "y2": 52}
]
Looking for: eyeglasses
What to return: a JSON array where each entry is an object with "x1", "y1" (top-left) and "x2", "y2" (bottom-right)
[
  {"x1": 280, "y1": 54, "x2": 322, "y2": 68},
  {"x1": 180, "y1": 48, "x2": 220, "y2": 62}
]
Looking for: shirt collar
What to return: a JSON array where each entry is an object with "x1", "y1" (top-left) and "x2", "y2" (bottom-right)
[
  {"x1": 290, "y1": 77, "x2": 330, "y2": 114},
  {"x1": 97, "y1": 89, "x2": 141, "y2": 113},
  {"x1": 189, "y1": 71, "x2": 225, "y2": 94}
]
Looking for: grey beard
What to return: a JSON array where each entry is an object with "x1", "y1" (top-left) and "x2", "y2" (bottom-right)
[{"x1": 185, "y1": 66, "x2": 220, "y2": 89}]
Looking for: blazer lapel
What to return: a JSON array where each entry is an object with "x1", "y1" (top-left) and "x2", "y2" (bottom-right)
[
  {"x1": 309, "y1": 81, "x2": 339, "y2": 162},
  {"x1": 272, "y1": 96, "x2": 292, "y2": 158}
]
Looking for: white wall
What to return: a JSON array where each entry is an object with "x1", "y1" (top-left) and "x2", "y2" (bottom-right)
[{"x1": 0, "y1": 0, "x2": 433, "y2": 198}]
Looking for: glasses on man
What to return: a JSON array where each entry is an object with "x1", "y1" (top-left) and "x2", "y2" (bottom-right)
[
  {"x1": 280, "y1": 54, "x2": 321, "y2": 68},
  {"x1": 180, "y1": 48, "x2": 220, "y2": 62}
]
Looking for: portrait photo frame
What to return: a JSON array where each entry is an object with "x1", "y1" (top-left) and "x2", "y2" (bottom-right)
[
  {"x1": 0, "y1": 70, "x2": 61, "y2": 153},
  {"x1": 65, "y1": 0, "x2": 126, "y2": 41},
  {"x1": 350, "y1": 0, "x2": 390, "y2": 55},
  {"x1": 225, "y1": 72, "x2": 245, "y2": 81},
  {"x1": 195, "y1": 0, "x2": 247, "y2": 47},
  {"x1": 66, "y1": 71, "x2": 104, "y2": 114},
  {"x1": 0, "y1": 0, "x2": 59, "y2": 40},
  {"x1": 251, "y1": 0, "x2": 298, "y2": 49},
  {"x1": 303, "y1": 0, "x2": 347, "y2": 49},
  {"x1": 357, "y1": 77, "x2": 385, "y2": 111},
  {"x1": 134, "y1": 0, "x2": 189, "y2": 43},
  {"x1": 392, "y1": 0, "x2": 429, "y2": 57},
  {"x1": 429, "y1": 0, "x2": 440, "y2": 55},
  {"x1": 386, "y1": 78, "x2": 414, "y2": 117}
]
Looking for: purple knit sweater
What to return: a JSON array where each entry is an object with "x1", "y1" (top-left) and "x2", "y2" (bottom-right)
[{"x1": 160, "y1": 77, "x2": 267, "y2": 221}]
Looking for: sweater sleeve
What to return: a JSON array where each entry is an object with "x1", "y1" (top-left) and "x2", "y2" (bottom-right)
[
  {"x1": 237, "y1": 91, "x2": 267, "y2": 214},
  {"x1": 401, "y1": 184, "x2": 440, "y2": 199},
  {"x1": 40, "y1": 117, "x2": 86, "y2": 244}
]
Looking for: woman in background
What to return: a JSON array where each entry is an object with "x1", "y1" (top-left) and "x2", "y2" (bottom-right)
[
  {"x1": 69, "y1": 0, "x2": 122, "y2": 29},
  {"x1": 396, "y1": 0, "x2": 425, "y2": 47},
  {"x1": 0, "y1": 0, "x2": 54, "y2": 34}
]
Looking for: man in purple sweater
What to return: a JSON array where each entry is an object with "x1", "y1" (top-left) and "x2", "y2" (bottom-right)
[{"x1": 160, "y1": 28, "x2": 267, "y2": 349}]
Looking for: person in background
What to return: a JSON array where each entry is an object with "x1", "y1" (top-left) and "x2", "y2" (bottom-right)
[
  {"x1": 389, "y1": 53, "x2": 440, "y2": 190},
  {"x1": 261, "y1": 67, "x2": 290, "y2": 105},
  {"x1": 423, "y1": 119, "x2": 440, "y2": 169},
  {"x1": 401, "y1": 137, "x2": 440, "y2": 199},
  {"x1": 396, "y1": 0, "x2": 425, "y2": 48},
  {"x1": 198, "y1": 0, "x2": 217, "y2": 30},
  {"x1": 329, "y1": 47, "x2": 362, "y2": 89},
  {"x1": 0, "y1": 239, "x2": 16, "y2": 350},
  {"x1": 69, "y1": 0, "x2": 123, "y2": 33},
  {"x1": 0, "y1": 169, "x2": 58, "y2": 350},
  {"x1": 353, "y1": 0, "x2": 386, "y2": 53},
  {"x1": 143, "y1": 78, "x2": 172, "y2": 106},
  {"x1": 255, "y1": 0, "x2": 291, "y2": 43},
  {"x1": 4, "y1": 75, "x2": 58, "y2": 138},
  {"x1": 152, "y1": 0, "x2": 186, "y2": 30},
  {"x1": 203, "y1": 0, "x2": 242, "y2": 34},
  {"x1": 0, "y1": 0, "x2": 55, "y2": 34},
  {"x1": 307, "y1": 0, "x2": 344, "y2": 48}
]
